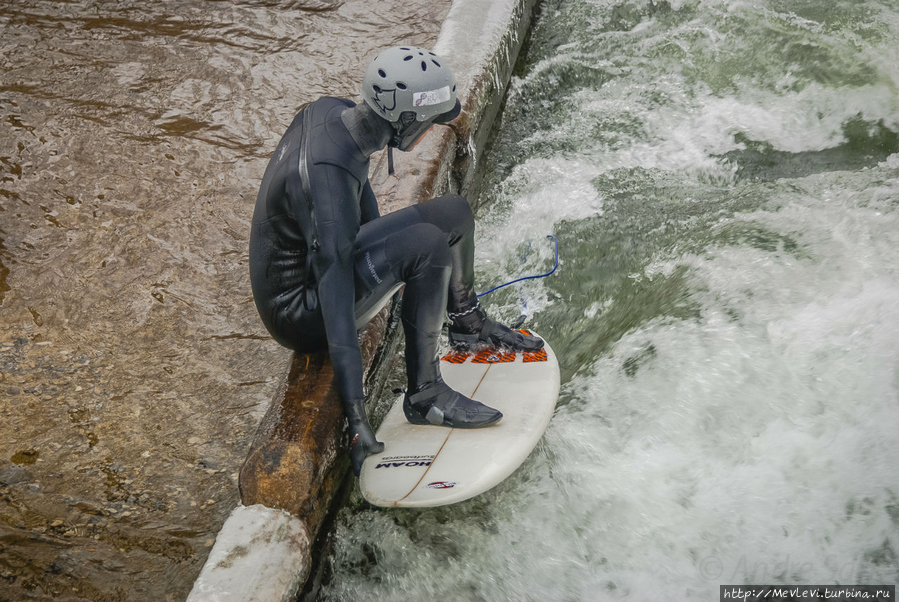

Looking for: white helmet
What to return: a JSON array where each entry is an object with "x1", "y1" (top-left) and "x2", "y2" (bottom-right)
[{"x1": 363, "y1": 46, "x2": 460, "y2": 123}]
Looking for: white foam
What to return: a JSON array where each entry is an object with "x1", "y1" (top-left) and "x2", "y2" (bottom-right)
[
  {"x1": 543, "y1": 173, "x2": 899, "y2": 596},
  {"x1": 320, "y1": 1, "x2": 899, "y2": 598},
  {"x1": 508, "y1": 0, "x2": 899, "y2": 183},
  {"x1": 325, "y1": 165, "x2": 899, "y2": 602}
]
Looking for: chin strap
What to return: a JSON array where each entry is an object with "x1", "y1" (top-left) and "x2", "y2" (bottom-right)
[{"x1": 387, "y1": 146, "x2": 395, "y2": 176}]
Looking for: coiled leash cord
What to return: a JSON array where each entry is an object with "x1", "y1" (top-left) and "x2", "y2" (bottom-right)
[
  {"x1": 476, "y1": 234, "x2": 559, "y2": 330},
  {"x1": 477, "y1": 234, "x2": 559, "y2": 298}
]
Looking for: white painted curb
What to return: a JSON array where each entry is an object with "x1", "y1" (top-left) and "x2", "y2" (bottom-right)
[{"x1": 186, "y1": 505, "x2": 310, "y2": 602}]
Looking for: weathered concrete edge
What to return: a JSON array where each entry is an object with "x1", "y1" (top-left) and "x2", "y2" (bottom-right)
[
  {"x1": 187, "y1": 505, "x2": 310, "y2": 602},
  {"x1": 187, "y1": 0, "x2": 539, "y2": 599}
]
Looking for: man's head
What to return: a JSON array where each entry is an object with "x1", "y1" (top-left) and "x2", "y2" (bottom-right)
[{"x1": 362, "y1": 46, "x2": 462, "y2": 151}]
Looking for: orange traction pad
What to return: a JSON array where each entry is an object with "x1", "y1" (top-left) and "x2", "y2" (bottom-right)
[{"x1": 440, "y1": 330, "x2": 547, "y2": 364}]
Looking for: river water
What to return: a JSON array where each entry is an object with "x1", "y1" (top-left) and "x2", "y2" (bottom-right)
[
  {"x1": 318, "y1": 0, "x2": 899, "y2": 600},
  {"x1": 0, "y1": 1, "x2": 449, "y2": 600}
]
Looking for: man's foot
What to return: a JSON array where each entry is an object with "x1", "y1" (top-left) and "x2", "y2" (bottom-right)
[
  {"x1": 403, "y1": 381, "x2": 502, "y2": 428},
  {"x1": 448, "y1": 304, "x2": 544, "y2": 351}
]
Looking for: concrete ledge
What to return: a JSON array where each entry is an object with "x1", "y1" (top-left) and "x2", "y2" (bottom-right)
[
  {"x1": 189, "y1": 0, "x2": 539, "y2": 599},
  {"x1": 435, "y1": 0, "x2": 539, "y2": 200},
  {"x1": 186, "y1": 505, "x2": 310, "y2": 602}
]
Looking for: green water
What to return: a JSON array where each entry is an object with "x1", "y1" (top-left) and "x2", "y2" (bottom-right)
[{"x1": 319, "y1": 0, "x2": 899, "y2": 600}]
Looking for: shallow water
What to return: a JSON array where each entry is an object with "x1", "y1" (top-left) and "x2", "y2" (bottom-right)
[
  {"x1": 0, "y1": 1, "x2": 449, "y2": 599},
  {"x1": 318, "y1": 0, "x2": 899, "y2": 600}
]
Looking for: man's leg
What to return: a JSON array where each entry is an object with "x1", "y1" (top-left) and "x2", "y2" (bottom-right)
[
  {"x1": 414, "y1": 195, "x2": 544, "y2": 351},
  {"x1": 353, "y1": 211, "x2": 502, "y2": 428}
]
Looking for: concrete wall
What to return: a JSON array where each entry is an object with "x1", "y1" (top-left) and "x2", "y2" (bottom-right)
[{"x1": 187, "y1": 0, "x2": 540, "y2": 599}]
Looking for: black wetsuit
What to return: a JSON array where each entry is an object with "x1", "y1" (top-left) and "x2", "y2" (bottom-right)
[{"x1": 249, "y1": 97, "x2": 479, "y2": 405}]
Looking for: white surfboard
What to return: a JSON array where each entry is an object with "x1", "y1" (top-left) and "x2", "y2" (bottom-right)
[{"x1": 360, "y1": 331, "x2": 560, "y2": 508}]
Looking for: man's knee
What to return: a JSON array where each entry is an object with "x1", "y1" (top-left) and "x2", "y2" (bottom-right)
[
  {"x1": 411, "y1": 222, "x2": 452, "y2": 262},
  {"x1": 419, "y1": 194, "x2": 474, "y2": 236},
  {"x1": 437, "y1": 193, "x2": 472, "y2": 214},
  {"x1": 384, "y1": 222, "x2": 450, "y2": 265}
]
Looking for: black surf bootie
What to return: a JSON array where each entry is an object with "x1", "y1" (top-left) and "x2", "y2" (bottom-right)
[
  {"x1": 448, "y1": 303, "x2": 544, "y2": 351},
  {"x1": 403, "y1": 380, "x2": 502, "y2": 428}
]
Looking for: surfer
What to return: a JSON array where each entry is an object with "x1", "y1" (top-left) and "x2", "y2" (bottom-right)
[{"x1": 249, "y1": 46, "x2": 543, "y2": 475}]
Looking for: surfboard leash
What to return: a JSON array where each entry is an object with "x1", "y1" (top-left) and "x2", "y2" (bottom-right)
[{"x1": 477, "y1": 234, "x2": 559, "y2": 299}]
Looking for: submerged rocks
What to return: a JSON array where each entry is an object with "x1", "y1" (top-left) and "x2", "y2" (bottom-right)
[{"x1": 0, "y1": 463, "x2": 30, "y2": 486}]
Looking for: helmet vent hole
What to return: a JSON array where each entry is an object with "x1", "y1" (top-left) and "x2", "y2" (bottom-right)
[
  {"x1": 452, "y1": 85, "x2": 456, "y2": 92},
  {"x1": 420, "y1": 61, "x2": 427, "y2": 71},
  {"x1": 378, "y1": 69, "x2": 386, "y2": 78},
  {"x1": 400, "y1": 47, "x2": 410, "y2": 51},
  {"x1": 432, "y1": 60, "x2": 441, "y2": 68},
  {"x1": 396, "y1": 82, "x2": 407, "y2": 90},
  {"x1": 373, "y1": 85, "x2": 382, "y2": 93},
  {"x1": 403, "y1": 55, "x2": 413, "y2": 61}
]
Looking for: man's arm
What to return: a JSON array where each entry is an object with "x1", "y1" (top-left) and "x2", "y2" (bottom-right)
[
  {"x1": 307, "y1": 163, "x2": 385, "y2": 474},
  {"x1": 308, "y1": 163, "x2": 365, "y2": 404},
  {"x1": 360, "y1": 180, "x2": 380, "y2": 224}
]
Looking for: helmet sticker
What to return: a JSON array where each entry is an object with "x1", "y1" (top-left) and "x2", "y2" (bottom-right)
[
  {"x1": 372, "y1": 88, "x2": 397, "y2": 114},
  {"x1": 413, "y1": 86, "x2": 452, "y2": 107}
]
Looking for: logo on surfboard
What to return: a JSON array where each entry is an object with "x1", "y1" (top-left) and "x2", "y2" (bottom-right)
[
  {"x1": 427, "y1": 481, "x2": 458, "y2": 489},
  {"x1": 374, "y1": 455, "x2": 434, "y2": 469}
]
